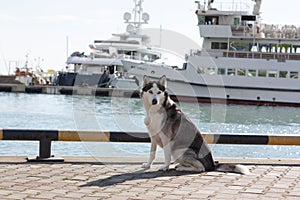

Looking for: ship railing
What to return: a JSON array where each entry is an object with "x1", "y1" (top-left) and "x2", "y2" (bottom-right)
[
  {"x1": 189, "y1": 49, "x2": 202, "y2": 56},
  {"x1": 223, "y1": 51, "x2": 300, "y2": 61},
  {"x1": 124, "y1": 54, "x2": 158, "y2": 62},
  {"x1": 188, "y1": 49, "x2": 223, "y2": 57},
  {"x1": 210, "y1": 1, "x2": 253, "y2": 13},
  {"x1": 0, "y1": 129, "x2": 299, "y2": 162},
  {"x1": 197, "y1": 50, "x2": 224, "y2": 58}
]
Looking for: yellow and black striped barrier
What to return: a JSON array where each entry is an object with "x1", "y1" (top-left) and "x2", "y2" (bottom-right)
[{"x1": 0, "y1": 129, "x2": 299, "y2": 161}]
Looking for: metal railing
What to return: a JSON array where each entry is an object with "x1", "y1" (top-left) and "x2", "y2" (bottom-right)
[{"x1": 1, "y1": 129, "x2": 299, "y2": 162}]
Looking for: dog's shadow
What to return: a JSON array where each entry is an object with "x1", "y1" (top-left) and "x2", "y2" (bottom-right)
[{"x1": 80, "y1": 168, "x2": 198, "y2": 188}]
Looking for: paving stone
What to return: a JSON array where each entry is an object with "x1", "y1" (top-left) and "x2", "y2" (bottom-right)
[
  {"x1": 0, "y1": 189, "x2": 13, "y2": 196},
  {"x1": 6, "y1": 193, "x2": 30, "y2": 199},
  {"x1": 0, "y1": 157, "x2": 299, "y2": 200}
]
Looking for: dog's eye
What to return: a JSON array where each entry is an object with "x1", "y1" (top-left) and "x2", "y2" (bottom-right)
[
  {"x1": 149, "y1": 90, "x2": 153, "y2": 94},
  {"x1": 157, "y1": 91, "x2": 162, "y2": 94}
]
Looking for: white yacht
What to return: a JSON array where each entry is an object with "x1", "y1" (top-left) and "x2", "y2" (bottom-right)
[
  {"x1": 58, "y1": 0, "x2": 160, "y2": 89},
  {"x1": 122, "y1": 0, "x2": 300, "y2": 106}
]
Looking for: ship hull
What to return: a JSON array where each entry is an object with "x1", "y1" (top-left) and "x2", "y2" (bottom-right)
[
  {"x1": 167, "y1": 79, "x2": 300, "y2": 107},
  {"x1": 122, "y1": 58, "x2": 300, "y2": 107}
]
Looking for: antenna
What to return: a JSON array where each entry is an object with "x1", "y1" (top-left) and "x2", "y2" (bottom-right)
[
  {"x1": 24, "y1": 53, "x2": 29, "y2": 68},
  {"x1": 124, "y1": 0, "x2": 150, "y2": 33},
  {"x1": 160, "y1": 25, "x2": 162, "y2": 48},
  {"x1": 66, "y1": 36, "x2": 69, "y2": 59}
]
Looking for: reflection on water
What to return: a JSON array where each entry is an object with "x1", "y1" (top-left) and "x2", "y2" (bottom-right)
[{"x1": 0, "y1": 92, "x2": 300, "y2": 158}]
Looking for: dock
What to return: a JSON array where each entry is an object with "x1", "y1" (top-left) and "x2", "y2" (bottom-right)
[
  {"x1": 0, "y1": 83, "x2": 140, "y2": 98},
  {"x1": 0, "y1": 156, "x2": 299, "y2": 199}
]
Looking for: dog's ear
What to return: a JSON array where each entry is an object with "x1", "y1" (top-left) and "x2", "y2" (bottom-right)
[
  {"x1": 142, "y1": 75, "x2": 150, "y2": 87},
  {"x1": 159, "y1": 75, "x2": 167, "y2": 88}
]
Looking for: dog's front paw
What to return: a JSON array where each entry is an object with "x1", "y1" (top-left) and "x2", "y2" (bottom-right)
[
  {"x1": 141, "y1": 163, "x2": 151, "y2": 169},
  {"x1": 159, "y1": 165, "x2": 169, "y2": 171}
]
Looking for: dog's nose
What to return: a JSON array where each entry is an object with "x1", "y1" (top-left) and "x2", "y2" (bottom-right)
[{"x1": 152, "y1": 99, "x2": 158, "y2": 105}]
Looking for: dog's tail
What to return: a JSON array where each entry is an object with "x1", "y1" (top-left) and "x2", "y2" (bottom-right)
[{"x1": 215, "y1": 164, "x2": 250, "y2": 175}]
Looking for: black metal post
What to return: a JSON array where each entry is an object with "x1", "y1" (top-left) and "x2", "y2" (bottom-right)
[{"x1": 39, "y1": 138, "x2": 52, "y2": 159}]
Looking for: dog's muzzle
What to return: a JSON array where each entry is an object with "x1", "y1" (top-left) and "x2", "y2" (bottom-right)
[{"x1": 152, "y1": 99, "x2": 158, "y2": 105}]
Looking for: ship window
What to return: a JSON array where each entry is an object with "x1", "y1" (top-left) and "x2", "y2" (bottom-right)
[
  {"x1": 234, "y1": 18, "x2": 240, "y2": 26},
  {"x1": 268, "y1": 71, "x2": 277, "y2": 78},
  {"x1": 211, "y1": 42, "x2": 228, "y2": 50},
  {"x1": 290, "y1": 71, "x2": 299, "y2": 79},
  {"x1": 242, "y1": 15, "x2": 256, "y2": 21},
  {"x1": 217, "y1": 68, "x2": 226, "y2": 75},
  {"x1": 198, "y1": 16, "x2": 206, "y2": 25},
  {"x1": 279, "y1": 71, "x2": 288, "y2": 78},
  {"x1": 197, "y1": 67, "x2": 205, "y2": 74},
  {"x1": 220, "y1": 43, "x2": 228, "y2": 49},
  {"x1": 237, "y1": 69, "x2": 246, "y2": 76},
  {"x1": 227, "y1": 68, "x2": 236, "y2": 76},
  {"x1": 205, "y1": 16, "x2": 219, "y2": 25},
  {"x1": 206, "y1": 67, "x2": 216, "y2": 75},
  {"x1": 247, "y1": 69, "x2": 256, "y2": 77},
  {"x1": 211, "y1": 42, "x2": 220, "y2": 49},
  {"x1": 258, "y1": 70, "x2": 267, "y2": 77}
]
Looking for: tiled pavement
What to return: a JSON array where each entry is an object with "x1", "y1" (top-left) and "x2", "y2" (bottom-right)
[{"x1": 0, "y1": 156, "x2": 299, "y2": 199}]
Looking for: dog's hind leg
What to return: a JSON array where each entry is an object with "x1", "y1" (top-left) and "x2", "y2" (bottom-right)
[
  {"x1": 175, "y1": 153, "x2": 206, "y2": 172},
  {"x1": 175, "y1": 164, "x2": 200, "y2": 172},
  {"x1": 142, "y1": 141, "x2": 157, "y2": 169},
  {"x1": 175, "y1": 160, "x2": 205, "y2": 172}
]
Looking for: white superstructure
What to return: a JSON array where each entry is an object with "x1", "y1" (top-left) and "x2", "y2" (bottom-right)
[
  {"x1": 67, "y1": 0, "x2": 152, "y2": 72},
  {"x1": 123, "y1": 0, "x2": 300, "y2": 106},
  {"x1": 63, "y1": 0, "x2": 164, "y2": 88}
]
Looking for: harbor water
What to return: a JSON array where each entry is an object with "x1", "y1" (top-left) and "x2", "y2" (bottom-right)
[{"x1": 1, "y1": 92, "x2": 300, "y2": 159}]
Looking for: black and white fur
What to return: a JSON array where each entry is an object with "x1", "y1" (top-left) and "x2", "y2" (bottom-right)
[{"x1": 141, "y1": 75, "x2": 249, "y2": 174}]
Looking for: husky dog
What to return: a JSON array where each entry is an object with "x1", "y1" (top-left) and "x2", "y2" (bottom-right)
[{"x1": 141, "y1": 75, "x2": 249, "y2": 174}]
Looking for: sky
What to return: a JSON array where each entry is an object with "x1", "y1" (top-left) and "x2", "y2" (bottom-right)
[{"x1": 0, "y1": 0, "x2": 299, "y2": 75}]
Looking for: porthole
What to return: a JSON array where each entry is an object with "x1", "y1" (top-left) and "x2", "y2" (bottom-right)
[
  {"x1": 257, "y1": 97, "x2": 260, "y2": 100},
  {"x1": 226, "y1": 95, "x2": 230, "y2": 99}
]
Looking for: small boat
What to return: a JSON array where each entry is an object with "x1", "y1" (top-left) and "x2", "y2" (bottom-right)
[
  {"x1": 14, "y1": 54, "x2": 55, "y2": 86},
  {"x1": 122, "y1": 0, "x2": 300, "y2": 106}
]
